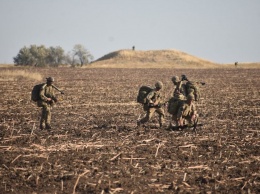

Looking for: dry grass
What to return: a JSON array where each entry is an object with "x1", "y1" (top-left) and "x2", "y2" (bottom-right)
[
  {"x1": 0, "y1": 70, "x2": 42, "y2": 81},
  {"x1": 84, "y1": 49, "x2": 260, "y2": 69},
  {"x1": 0, "y1": 64, "x2": 14, "y2": 67},
  {"x1": 86, "y1": 49, "x2": 219, "y2": 68}
]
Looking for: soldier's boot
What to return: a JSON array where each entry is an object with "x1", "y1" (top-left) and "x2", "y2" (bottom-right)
[
  {"x1": 40, "y1": 120, "x2": 45, "y2": 130},
  {"x1": 159, "y1": 116, "x2": 165, "y2": 128},
  {"x1": 159, "y1": 119, "x2": 165, "y2": 128},
  {"x1": 167, "y1": 123, "x2": 173, "y2": 130},
  {"x1": 46, "y1": 124, "x2": 52, "y2": 131},
  {"x1": 40, "y1": 123, "x2": 45, "y2": 130}
]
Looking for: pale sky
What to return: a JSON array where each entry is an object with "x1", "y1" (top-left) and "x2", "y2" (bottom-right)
[{"x1": 0, "y1": 0, "x2": 259, "y2": 64}]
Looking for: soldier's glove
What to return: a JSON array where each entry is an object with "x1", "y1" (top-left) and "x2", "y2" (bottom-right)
[{"x1": 46, "y1": 98, "x2": 52, "y2": 103}]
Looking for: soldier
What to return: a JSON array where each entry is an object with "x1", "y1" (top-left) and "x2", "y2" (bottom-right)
[
  {"x1": 172, "y1": 75, "x2": 201, "y2": 102},
  {"x1": 137, "y1": 81, "x2": 165, "y2": 127},
  {"x1": 37, "y1": 77, "x2": 58, "y2": 130},
  {"x1": 167, "y1": 76, "x2": 186, "y2": 128},
  {"x1": 171, "y1": 75, "x2": 187, "y2": 100},
  {"x1": 176, "y1": 94, "x2": 198, "y2": 127}
]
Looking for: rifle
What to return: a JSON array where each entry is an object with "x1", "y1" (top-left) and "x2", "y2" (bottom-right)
[
  {"x1": 148, "y1": 102, "x2": 167, "y2": 108},
  {"x1": 181, "y1": 74, "x2": 206, "y2": 86},
  {"x1": 52, "y1": 84, "x2": 64, "y2": 94}
]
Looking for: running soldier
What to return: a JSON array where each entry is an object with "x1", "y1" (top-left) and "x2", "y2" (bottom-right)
[{"x1": 137, "y1": 81, "x2": 165, "y2": 127}]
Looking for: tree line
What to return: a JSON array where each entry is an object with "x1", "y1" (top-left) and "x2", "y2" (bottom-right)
[{"x1": 13, "y1": 44, "x2": 94, "y2": 67}]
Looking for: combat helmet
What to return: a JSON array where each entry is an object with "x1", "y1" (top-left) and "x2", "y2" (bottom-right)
[
  {"x1": 155, "y1": 81, "x2": 163, "y2": 89},
  {"x1": 46, "y1": 77, "x2": 54, "y2": 82},
  {"x1": 171, "y1": 76, "x2": 180, "y2": 83}
]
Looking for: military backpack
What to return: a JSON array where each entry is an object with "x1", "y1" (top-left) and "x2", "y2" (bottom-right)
[
  {"x1": 185, "y1": 81, "x2": 200, "y2": 101},
  {"x1": 167, "y1": 97, "x2": 183, "y2": 115},
  {"x1": 137, "y1": 86, "x2": 153, "y2": 104},
  {"x1": 31, "y1": 83, "x2": 46, "y2": 102}
]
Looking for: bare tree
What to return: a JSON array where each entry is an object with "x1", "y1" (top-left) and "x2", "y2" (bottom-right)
[
  {"x1": 73, "y1": 44, "x2": 94, "y2": 67},
  {"x1": 64, "y1": 51, "x2": 80, "y2": 67}
]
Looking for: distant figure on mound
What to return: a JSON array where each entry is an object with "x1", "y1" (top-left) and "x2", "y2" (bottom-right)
[
  {"x1": 137, "y1": 81, "x2": 165, "y2": 128},
  {"x1": 132, "y1": 46, "x2": 135, "y2": 50},
  {"x1": 31, "y1": 77, "x2": 64, "y2": 130},
  {"x1": 235, "y1": 62, "x2": 238, "y2": 67}
]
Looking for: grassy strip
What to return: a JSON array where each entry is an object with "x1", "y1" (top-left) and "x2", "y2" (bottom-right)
[{"x1": 0, "y1": 70, "x2": 42, "y2": 81}]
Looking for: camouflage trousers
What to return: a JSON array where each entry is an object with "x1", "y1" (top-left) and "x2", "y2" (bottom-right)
[
  {"x1": 37, "y1": 101, "x2": 52, "y2": 127},
  {"x1": 172, "y1": 113, "x2": 198, "y2": 126},
  {"x1": 139, "y1": 105, "x2": 165, "y2": 125}
]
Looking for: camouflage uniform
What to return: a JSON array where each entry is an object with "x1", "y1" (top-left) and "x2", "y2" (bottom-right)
[
  {"x1": 37, "y1": 77, "x2": 57, "y2": 130},
  {"x1": 171, "y1": 76, "x2": 187, "y2": 100},
  {"x1": 167, "y1": 76, "x2": 186, "y2": 128},
  {"x1": 172, "y1": 76, "x2": 200, "y2": 101},
  {"x1": 176, "y1": 94, "x2": 198, "y2": 126},
  {"x1": 138, "y1": 81, "x2": 165, "y2": 127},
  {"x1": 185, "y1": 81, "x2": 200, "y2": 101}
]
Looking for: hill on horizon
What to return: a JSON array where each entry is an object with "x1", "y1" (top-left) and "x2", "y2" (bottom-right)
[{"x1": 87, "y1": 49, "x2": 221, "y2": 68}]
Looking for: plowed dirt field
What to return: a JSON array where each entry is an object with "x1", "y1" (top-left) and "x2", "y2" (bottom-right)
[{"x1": 0, "y1": 67, "x2": 259, "y2": 194}]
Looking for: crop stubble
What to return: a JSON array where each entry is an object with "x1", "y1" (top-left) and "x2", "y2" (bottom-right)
[{"x1": 0, "y1": 67, "x2": 259, "y2": 193}]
